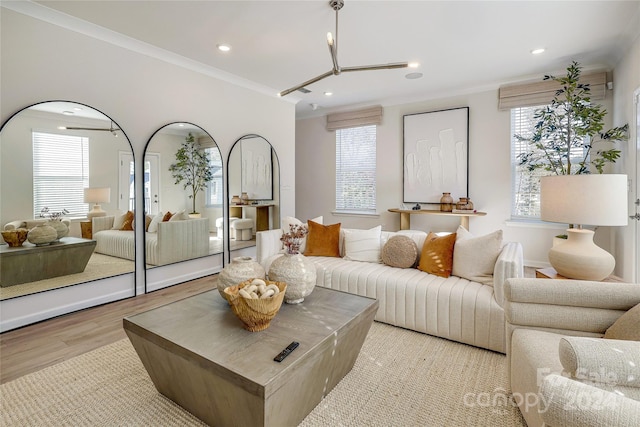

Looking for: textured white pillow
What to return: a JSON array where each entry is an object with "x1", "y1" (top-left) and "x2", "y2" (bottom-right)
[
  {"x1": 343, "y1": 226, "x2": 382, "y2": 263},
  {"x1": 111, "y1": 211, "x2": 128, "y2": 230},
  {"x1": 452, "y1": 226, "x2": 503, "y2": 285},
  {"x1": 280, "y1": 215, "x2": 322, "y2": 253},
  {"x1": 147, "y1": 212, "x2": 164, "y2": 233},
  {"x1": 169, "y1": 209, "x2": 186, "y2": 221}
]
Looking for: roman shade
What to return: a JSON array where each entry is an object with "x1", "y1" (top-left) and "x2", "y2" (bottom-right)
[
  {"x1": 498, "y1": 71, "x2": 607, "y2": 110},
  {"x1": 326, "y1": 105, "x2": 383, "y2": 131}
]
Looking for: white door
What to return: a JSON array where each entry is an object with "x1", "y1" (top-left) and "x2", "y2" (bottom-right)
[
  {"x1": 144, "y1": 153, "x2": 160, "y2": 215},
  {"x1": 634, "y1": 89, "x2": 640, "y2": 282},
  {"x1": 119, "y1": 152, "x2": 135, "y2": 212}
]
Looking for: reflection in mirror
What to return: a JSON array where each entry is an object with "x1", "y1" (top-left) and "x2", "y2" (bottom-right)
[
  {"x1": 143, "y1": 123, "x2": 223, "y2": 269},
  {"x1": 227, "y1": 134, "x2": 280, "y2": 254},
  {"x1": 0, "y1": 101, "x2": 135, "y2": 300}
]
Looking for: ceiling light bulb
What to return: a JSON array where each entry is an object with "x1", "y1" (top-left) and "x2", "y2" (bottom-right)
[
  {"x1": 324, "y1": 92, "x2": 333, "y2": 96},
  {"x1": 531, "y1": 48, "x2": 545, "y2": 55},
  {"x1": 217, "y1": 44, "x2": 231, "y2": 52},
  {"x1": 408, "y1": 62, "x2": 420, "y2": 68},
  {"x1": 62, "y1": 111, "x2": 74, "y2": 115},
  {"x1": 327, "y1": 32, "x2": 334, "y2": 45},
  {"x1": 58, "y1": 126, "x2": 67, "y2": 130}
]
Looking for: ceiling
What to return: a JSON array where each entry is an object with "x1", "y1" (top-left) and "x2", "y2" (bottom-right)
[{"x1": 17, "y1": 1, "x2": 640, "y2": 118}]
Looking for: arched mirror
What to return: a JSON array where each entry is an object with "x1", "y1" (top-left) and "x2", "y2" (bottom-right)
[
  {"x1": 143, "y1": 123, "x2": 223, "y2": 291},
  {"x1": 0, "y1": 101, "x2": 135, "y2": 302},
  {"x1": 227, "y1": 134, "x2": 280, "y2": 257}
]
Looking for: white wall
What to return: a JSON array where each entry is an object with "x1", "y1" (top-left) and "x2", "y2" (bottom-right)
[
  {"x1": 0, "y1": 9, "x2": 295, "y2": 329},
  {"x1": 296, "y1": 87, "x2": 622, "y2": 269},
  {"x1": 613, "y1": 33, "x2": 640, "y2": 282}
]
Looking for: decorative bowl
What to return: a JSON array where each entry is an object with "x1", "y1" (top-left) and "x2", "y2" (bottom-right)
[
  {"x1": 223, "y1": 279, "x2": 287, "y2": 332},
  {"x1": 1, "y1": 228, "x2": 29, "y2": 247}
]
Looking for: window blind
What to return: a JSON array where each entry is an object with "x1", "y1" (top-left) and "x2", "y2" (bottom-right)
[
  {"x1": 499, "y1": 71, "x2": 607, "y2": 110},
  {"x1": 33, "y1": 131, "x2": 89, "y2": 218},
  {"x1": 206, "y1": 147, "x2": 223, "y2": 206},
  {"x1": 327, "y1": 105, "x2": 383, "y2": 131},
  {"x1": 336, "y1": 125, "x2": 376, "y2": 212}
]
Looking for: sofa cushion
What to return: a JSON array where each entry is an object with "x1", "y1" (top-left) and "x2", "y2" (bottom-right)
[
  {"x1": 343, "y1": 226, "x2": 382, "y2": 263},
  {"x1": 604, "y1": 302, "x2": 640, "y2": 341},
  {"x1": 304, "y1": 220, "x2": 341, "y2": 257},
  {"x1": 417, "y1": 232, "x2": 456, "y2": 278},
  {"x1": 452, "y1": 226, "x2": 503, "y2": 285},
  {"x1": 162, "y1": 211, "x2": 173, "y2": 222},
  {"x1": 113, "y1": 211, "x2": 134, "y2": 231},
  {"x1": 169, "y1": 209, "x2": 187, "y2": 221},
  {"x1": 381, "y1": 235, "x2": 419, "y2": 268},
  {"x1": 148, "y1": 212, "x2": 164, "y2": 233}
]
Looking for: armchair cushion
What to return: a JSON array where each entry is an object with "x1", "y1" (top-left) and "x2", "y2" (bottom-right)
[
  {"x1": 559, "y1": 337, "x2": 640, "y2": 388},
  {"x1": 604, "y1": 302, "x2": 640, "y2": 341}
]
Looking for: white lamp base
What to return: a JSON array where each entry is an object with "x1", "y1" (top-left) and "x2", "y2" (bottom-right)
[
  {"x1": 548, "y1": 229, "x2": 615, "y2": 281},
  {"x1": 87, "y1": 204, "x2": 106, "y2": 220}
]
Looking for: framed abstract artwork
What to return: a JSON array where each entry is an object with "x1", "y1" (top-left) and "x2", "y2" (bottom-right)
[
  {"x1": 403, "y1": 107, "x2": 469, "y2": 204},
  {"x1": 241, "y1": 136, "x2": 273, "y2": 200}
]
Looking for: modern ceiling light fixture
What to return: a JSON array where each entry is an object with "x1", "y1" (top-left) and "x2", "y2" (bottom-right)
[{"x1": 278, "y1": 0, "x2": 409, "y2": 97}]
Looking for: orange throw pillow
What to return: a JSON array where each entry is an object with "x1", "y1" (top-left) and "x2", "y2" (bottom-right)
[
  {"x1": 417, "y1": 232, "x2": 457, "y2": 278},
  {"x1": 120, "y1": 211, "x2": 134, "y2": 231},
  {"x1": 303, "y1": 220, "x2": 341, "y2": 257},
  {"x1": 162, "y1": 211, "x2": 173, "y2": 222}
]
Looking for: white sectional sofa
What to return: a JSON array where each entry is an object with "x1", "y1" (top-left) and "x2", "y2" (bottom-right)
[
  {"x1": 93, "y1": 215, "x2": 210, "y2": 266},
  {"x1": 257, "y1": 227, "x2": 524, "y2": 353}
]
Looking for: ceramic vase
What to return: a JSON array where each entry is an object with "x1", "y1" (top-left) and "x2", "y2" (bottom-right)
[
  {"x1": 46, "y1": 219, "x2": 69, "y2": 240},
  {"x1": 231, "y1": 195, "x2": 242, "y2": 205},
  {"x1": 240, "y1": 192, "x2": 249, "y2": 205},
  {"x1": 218, "y1": 256, "x2": 266, "y2": 299},
  {"x1": 268, "y1": 253, "x2": 317, "y2": 304},
  {"x1": 440, "y1": 192, "x2": 453, "y2": 212},
  {"x1": 27, "y1": 223, "x2": 58, "y2": 246}
]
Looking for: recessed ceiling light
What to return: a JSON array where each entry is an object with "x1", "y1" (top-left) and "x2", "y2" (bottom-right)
[
  {"x1": 217, "y1": 44, "x2": 231, "y2": 52},
  {"x1": 408, "y1": 62, "x2": 420, "y2": 68},
  {"x1": 405, "y1": 72, "x2": 423, "y2": 80},
  {"x1": 178, "y1": 123, "x2": 185, "y2": 127},
  {"x1": 324, "y1": 92, "x2": 333, "y2": 96},
  {"x1": 73, "y1": 107, "x2": 83, "y2": 111},
  {"x1": 530, "y1": 48, "x2": 545, "y2": 55},
  {"x1": 62, "y1": 111, "x2": 74, "y2": 115}
]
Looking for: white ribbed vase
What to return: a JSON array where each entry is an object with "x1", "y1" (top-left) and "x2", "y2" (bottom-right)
[
  {"x1": 268, "y1": 253, "x2": 317, "y2": 304},
  {"x1": 218, "y1": 256, "x2": 266, "y2": 299},
  {"x1": 46, "y1": 219, "x2": 69, "y2": 240}
]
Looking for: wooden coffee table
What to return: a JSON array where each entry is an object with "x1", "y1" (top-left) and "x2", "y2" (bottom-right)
[{"x1": 124, "y1": 286, "x2": 378, "y2": 427}]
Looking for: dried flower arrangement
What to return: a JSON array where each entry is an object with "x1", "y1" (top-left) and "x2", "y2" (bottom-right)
[
  {"x1": 40, "y1": 207, "x2": 69, "y2": 220},
  {"x1": 280, "y1": 224, "x2": 309, "y2": 255}
]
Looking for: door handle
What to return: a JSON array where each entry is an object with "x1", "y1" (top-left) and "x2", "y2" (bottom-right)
[{"x1": 630, "y1": 213, "x2": 640, "y2": 221}]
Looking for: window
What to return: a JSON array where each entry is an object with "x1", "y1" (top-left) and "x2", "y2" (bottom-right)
[
  {"x1": 206, "y1": 147, "x2": 223, "y2": 207},
  {"x1": 335, "y1": 125, "x2": 376, "y2": 213},
  {"x1": 33, "y1": 131, "x2": 89, "y2": 218},
  {"x1": 511, "y1": 106, "x2": 586, "y2": 219}
]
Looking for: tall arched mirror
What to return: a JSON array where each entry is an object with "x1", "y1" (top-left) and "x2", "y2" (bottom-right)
[
  {"x1": 227, "y1": 134, "x2": 280, "y2": 257},
  {"x1": 0, "y1": 101, "x2": 135, "y2": 303},
  {"x1": 143, "y1": 123, "x2": 223, "y2": 291}
]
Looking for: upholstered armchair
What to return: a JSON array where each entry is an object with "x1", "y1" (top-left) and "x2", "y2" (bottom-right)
[{"x1": 503, "y1": 277, "x2": 640, "y2": 427}]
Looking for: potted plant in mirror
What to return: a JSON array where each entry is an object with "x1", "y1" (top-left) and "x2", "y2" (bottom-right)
[
  {"x1": 168, "y1": 132, "x2": 213, "y2": 217},
  {"x1": 515, "y1": 61, "x2": 629, "y2": 280}
]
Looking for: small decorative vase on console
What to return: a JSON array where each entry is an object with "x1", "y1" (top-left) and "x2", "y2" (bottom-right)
[
  {"x1": 268, "y1": 252, "x2": 317, "y2": 304},
  {"x1": 218, "y1": 256, "x2": 266, "y2": 299},
  {"x1": 440, "y1": 192, "x2": 453, "y2": 212},
  {"x1": 27, "y1": 223, "x2": 58, "y2": 246}
]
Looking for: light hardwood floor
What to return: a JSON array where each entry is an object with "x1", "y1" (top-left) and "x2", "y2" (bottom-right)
[{"x1": 0, "y1": 274, "x2": 219, "y2": 384}]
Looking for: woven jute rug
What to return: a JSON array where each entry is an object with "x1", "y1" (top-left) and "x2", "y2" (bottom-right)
[{"x1": 0, "y1": 322, "x2": 525, "y2": 426}]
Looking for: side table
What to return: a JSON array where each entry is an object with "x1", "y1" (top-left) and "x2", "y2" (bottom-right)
[
  {"x1": 536, "y1": 267, "x2": 624, "y2": 283},
  {"x1": 80, "y1": 220, "x2": 92, "y2": 239}
]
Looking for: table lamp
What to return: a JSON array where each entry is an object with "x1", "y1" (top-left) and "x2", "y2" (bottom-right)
[
  {"x1": 540, "y1": 174, "x2": 628, "y2": 281},
  {"x1": 84, "y1": 187, "x2": 111, "y2": 219}
]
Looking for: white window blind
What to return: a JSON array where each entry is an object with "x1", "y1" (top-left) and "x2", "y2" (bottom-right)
[
  {"x1": 206, "y1": 147, "x2": 223, "y2": 207},
  {"x1": 336, "y1": 125, "x2": 376, "y2": 212},
  {"x1": 511, "y1": 106, "x2": 586, "y2": 218},
  {"x1": 33, "y1": 132, "x2": 89, "y2": 218}
]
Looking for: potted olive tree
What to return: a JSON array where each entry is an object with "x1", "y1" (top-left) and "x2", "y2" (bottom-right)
[{"x1": 169, "y1": 133, "x2": 213, "y2": 217}]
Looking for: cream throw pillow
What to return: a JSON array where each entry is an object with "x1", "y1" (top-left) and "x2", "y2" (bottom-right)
[
  {"x1": 452, "y1": 226, "x2": 503, "y2": 285},
  {"x1": 147, "y1": 212, "x2": 164, "y2": 233},
  {"x1": 281, "y1": 215, "x2": 322, "y2": 253},
  {"x1": 343, "y1": 226, "x2": 382, "y2": 263},
  {"x1": 111, "y1": 211, "x2": 128, "y2": 230},
  {"x1": 169, "y1": 209, "x2": 187, "y2": 221}
]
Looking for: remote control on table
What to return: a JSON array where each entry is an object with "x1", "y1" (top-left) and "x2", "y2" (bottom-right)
[{"x1": 274, "y1": 341, "x2": 299, "y2": 362}]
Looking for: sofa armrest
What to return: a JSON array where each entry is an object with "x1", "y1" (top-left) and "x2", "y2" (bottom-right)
[
  {"x1": 256, "y1": 229, "x2": 283, "y2": 267},
  {"x1": 493, "y1": 242, "x2": 524, "y2": 307},
  {"x1": 3, "y1": 220, "x2": 25, "y2": 230},
  {"x1": 539, "y1": 374, "x2": 640, "y2": 427},
  {"x1": 92, "y1": 216, "x2": 115, "y2": 234}
]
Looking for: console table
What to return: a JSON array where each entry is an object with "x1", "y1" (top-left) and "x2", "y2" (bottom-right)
[
  {"x1": 388, "y1": 208, "x2": 487, "y2": 231},
  {"x1": 230, "y1": 203, "x2": 274, "y2": 232},
  {"x1": 0, "y1": 237, "x2": 96, "y2": 287}
]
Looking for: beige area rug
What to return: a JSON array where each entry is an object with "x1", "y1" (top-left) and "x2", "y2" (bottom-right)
[
  {"x1": 0, "y1": 253, "x2": 133, "y2": 300},
  {"x1": 1, "y1": 322, "x2": 525, "y2": 426}
]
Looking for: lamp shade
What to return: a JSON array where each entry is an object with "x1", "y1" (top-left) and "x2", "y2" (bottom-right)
[
  {"x1": 540, "y1": 174, "x2": 628, "y2": 226},
  {"x1": 83, "y1": 187, "x2": 111, "y2": 204}
]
